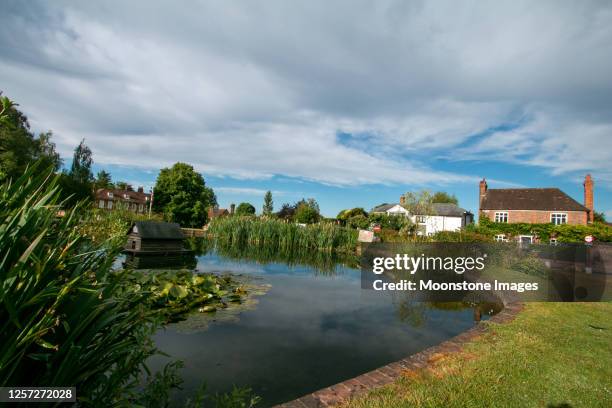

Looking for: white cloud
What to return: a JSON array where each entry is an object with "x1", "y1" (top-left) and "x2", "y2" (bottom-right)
[{"x1": 1, "y1": 0, "x2": 611, "y2": 188}]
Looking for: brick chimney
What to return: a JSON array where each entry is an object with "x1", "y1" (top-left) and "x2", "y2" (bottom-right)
[
  {"x1": 230, "y1": 203, "x2": 235, "y2": 215},
  {"x1": 479, "y1": 178, "x2": 487, "y2": 210},
  {"x1": 137, "y1": 186, "x2": 144, "y2": 193},
  {"x1": 584, "y1": 174, "x2": 594, "y2": 223}
]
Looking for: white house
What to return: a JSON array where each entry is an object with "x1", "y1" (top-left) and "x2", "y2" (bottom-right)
[
  {"x1": 370, "y1": 203, "x2": 410, "y2": 216},
  {"x1": 411, "y1": 203, "x2": 473, "y2": 235},
  {"x1": 371, "y1": 203, "x2": 473, "y2": 235}
]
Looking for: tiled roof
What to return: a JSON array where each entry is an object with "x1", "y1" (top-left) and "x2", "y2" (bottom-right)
[
  {"x1": 95, "y1": 188, "x2": 150, "y2": 205},
  {"x1": 371, "y1": 203, "x2": 399, "y2": 212},
  {"x1": 481, "y1": 188, "x2": 588, "y2": 211}
]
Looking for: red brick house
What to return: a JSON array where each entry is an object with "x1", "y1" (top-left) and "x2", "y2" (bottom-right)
[
  {"x1": 479, "y1": 175, "x2": 594, "y2": 226},
  {"x1": 95, "y1": 186, "x2": 151, "y2": 214}
]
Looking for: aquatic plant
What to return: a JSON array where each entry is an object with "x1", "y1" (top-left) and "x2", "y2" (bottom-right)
[
  {"x1": 208, "y1": 216, "x2": 358, "y2": 253},
  {"x1": 121, "y1": 270, "x2": 249, "y2": 322}
]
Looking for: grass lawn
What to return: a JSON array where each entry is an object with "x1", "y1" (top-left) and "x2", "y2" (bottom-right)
[{"x1": 345, "y1": 302, "x2": 612, "y2": 408}]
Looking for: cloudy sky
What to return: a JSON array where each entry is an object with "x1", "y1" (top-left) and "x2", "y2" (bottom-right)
[{"x1": 2, "y1": 0, "x2": 611, "y2": 217}]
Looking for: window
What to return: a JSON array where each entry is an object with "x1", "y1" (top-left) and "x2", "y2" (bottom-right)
[
  {"x1": 107, "y1": 192, "x2": 114, "y2": 198},
  {"x1": 123, "y1": 194, "x2": 130, "y2": 199},
  {"x1": 495, "y1": 234, "x2": 508, "y2": 242},
  {"x1": 494, "y1": 212, "x2": 508, "y2": 223},
  {"x1": 550, "y1": 213, "x2": 567, "y2": 225},
  {"x1": 107, "y1": 201, "x2": 113, "y2": 209},
  {"x1": 98, "y1": 200, "x2": 105, "y2": 208},
  {"x1": 550, "y1": 238, "x2": 558, "y2": 245},
  {"x1": 138, "y1": 204, "x2": 144, "y2": 212},
  {"x1": 415, "y1": 215, "x2": 426, "y2": 224}
]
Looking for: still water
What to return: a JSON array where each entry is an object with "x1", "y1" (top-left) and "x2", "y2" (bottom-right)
[{"x1": 145, "y1": 251, "x2": 496, "y2": 407}]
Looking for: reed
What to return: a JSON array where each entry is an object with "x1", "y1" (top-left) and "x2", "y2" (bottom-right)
[{"x1": 208, "y1": 216, "x2": 358, "y2": 253}]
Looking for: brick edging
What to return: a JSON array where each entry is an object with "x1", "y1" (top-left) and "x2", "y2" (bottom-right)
[{"x1": 276, "y1": 302, "x2": 524, "y2": 408}]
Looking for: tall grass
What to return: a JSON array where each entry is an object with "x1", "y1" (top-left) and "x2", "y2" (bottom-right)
[
  {"x1": 208, "y1": 217, "x2": 358, "y2": 253},
  {"x1": 0, "y1": 166, "x2": 161, "y2": 405}
]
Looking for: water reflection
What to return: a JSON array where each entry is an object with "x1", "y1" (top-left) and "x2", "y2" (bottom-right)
[{"x1": 144, "y1": 243, "x2": 500, "y2": 407}]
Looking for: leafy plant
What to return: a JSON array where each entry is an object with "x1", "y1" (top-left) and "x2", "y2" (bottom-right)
[{"x1": 0, "y1": 165, "x2": 163, "y2": 405}]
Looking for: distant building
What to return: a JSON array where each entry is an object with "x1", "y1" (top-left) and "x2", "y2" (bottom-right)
[
  {"x1": 370, "y1": 203, "x2": 410, "y2": 216},
  {"x1": 208, "y1": 205, "x2": 230, "y2": 220},
  {"x1": 412, "y1": 203, "x2": 474, "y2": 236},
  {"x1": 371, "y1": 202, "x2": 473, "y2": 235},
  {"x1": 96, "y1": 186, "x2": 151, "y2": 214},
  {"x1": 479, "y1": 175, "x2": 593, "y2": 226}
]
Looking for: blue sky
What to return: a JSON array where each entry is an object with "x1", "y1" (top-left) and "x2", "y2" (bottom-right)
[{"x1": 2, "y1": 1, "x2": 612, "y2": 218}]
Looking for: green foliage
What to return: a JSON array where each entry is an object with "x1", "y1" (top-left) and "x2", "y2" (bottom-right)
[
  {"x1": 153, "y1": 162, "x2": 216, "y2": 227},
  {"x1": 337, "y1": 207, "x2": 368, "y2": 221},
  {"x1": 295, "y1": 202, "x2": 320, "y2": 224},
  {"x1": 95, "y1": 170, "x2": 114, "y2": 189},
  {"x1": 276, "y1": 202, "x2": 295, "y2": 220},
  {"x1": 262, "y1": 190, "x2": 273, "y2": 216},
  {"x1": 69, "y1": 139, "x2": 94, "y2": 184},
  {"x1": 209, "y1": 217, "x2": 358, "y2": 253},
  {"x1": 235, "y1": 202, "x2": 256, "y2": 216},
  {"x1": 470, "y1": 217, "x2": 612, "y2": 242},
  {"x1": 0, "y1": 166, "x2": 164, "y2": 404},
  {"x1": 431, "y1": 230, "x2": 493, "y2": 242},
  {"x1": 400, "y1": 190, "x2": 435, "y2": 215},
  {"x1": 0, "y1": 94, "x2": 62, "y2": 182},
  {"x1": 594, "y1": 211, "x2": 606, "y2": 223},
  {"x1": 367, "y1": 213, "x2": 410, "y2": 231},
  {"x1": 122, "y1": 270, "x2": 249, "y2": 323},
  {"x1": 346, "y1": 214, "x2": 370, "y2": 229},
  {"x1": 431, "y1": 191, "x2": 458, "y2": 204}
]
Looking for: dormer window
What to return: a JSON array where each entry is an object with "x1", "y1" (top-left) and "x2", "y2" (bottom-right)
[
  {"x1": 123, "y1": 194, "x2": 130, "y2": 199},
  {"x1": 107, "y1": 192, "x2": 113, "y2": 198}
]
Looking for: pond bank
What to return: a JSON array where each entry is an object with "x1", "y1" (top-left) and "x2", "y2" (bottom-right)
[
  {"x1": 320, "y1": 302, "x2": 611, "y2": 408},
  {"x1": 277, "y1": 301, "x2": 522, "y2": 408}
]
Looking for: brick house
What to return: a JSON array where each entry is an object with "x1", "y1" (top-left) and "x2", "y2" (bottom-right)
[
  {"x1": 95, "y1": 186, "x2": 151, "y2": 214},
  {"x1": 479, "y1": 175, "x2": 594, "y2": 229}
]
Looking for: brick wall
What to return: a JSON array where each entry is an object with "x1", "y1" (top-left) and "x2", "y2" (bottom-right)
[{"x1": 480, "y1": 210, "x2": 587, "y2": 225}]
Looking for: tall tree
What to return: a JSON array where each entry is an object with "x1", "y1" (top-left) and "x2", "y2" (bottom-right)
[
  {"x1": 235, "y1": 202, "x2": 256, "y2": 216},
  {"x1": 95, "y1": 170, "x2": 113, "y2": 189},
  {"x1": 262, "y1": 190, "x2": 274, "y2": 216},
  {"x1": 431, "y1": 191, "x2": 458, "y2": 205},
  {"x1": 153, "y1": 162, "x2": 216, "y2": 227},
  {"x1": 0, "y1": 94, "x2": 61, "y2": 181},
  {"x1": 69, "y1": 139, "x2": 93, "y2": 184}
]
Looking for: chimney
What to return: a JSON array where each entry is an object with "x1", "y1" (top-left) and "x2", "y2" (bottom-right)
[
  {"x1": 137, "y1": 186, "x2": 144, "y2": 193},
  {"x1": 230, "y1": 203, "x2": 235, "y2": 215},
  {"x1": 479, "y1": 178, "x2": 487, "y2": 210},
  {"x1": 584, "y1": 174, "x2": 594, "y2": 223}
]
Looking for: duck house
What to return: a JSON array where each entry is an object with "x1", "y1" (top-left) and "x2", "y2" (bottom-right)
[{"x1": 124, "y1": 221, "x2": 190, "y2": 255}]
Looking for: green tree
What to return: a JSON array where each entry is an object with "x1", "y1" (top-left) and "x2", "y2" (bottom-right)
[
  {"x1": 400, "y1": 190, "x2": 435, "y2": 215},
  {"x1": 0, "y1": 94, "x2": 61, "y2": 181},
  {"x1": 235, "y1": 202, "x2": 256, "y2": 216},
  {"x1": 115, "y1": 181, "x2": 129, "y2": 190},
  {"x1": 276, "y1": 203, "x2": 296, "y2": 220},
  {"x1": 594, "y1": 211, "x2": 606, "y2": 223},
  {"x1": 69, "y1": 139, "x2": 93, "y2": 184},
  {"x1": 153, "y1": 162, "x2": 216, "y2": 227},
  {"x1": 432, "y1": 191, "x2": 458, "y2": 204},
  {"x1": 95, "y1": 170, "x2": 114, "y2": 189},
  {"x1": 295, "y1": 201, "x2": 320, "y2": 224},
  {"x1": 337, "y1": 207, "x2": 368, "y2": 221},
  {"x1": 263, "y1": 190, "x2": 274, "y2": 216}
]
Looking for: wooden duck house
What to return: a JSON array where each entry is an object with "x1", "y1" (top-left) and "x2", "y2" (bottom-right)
[{"x1": 124, "y1": 221, "x2": 190, "y2": 255}]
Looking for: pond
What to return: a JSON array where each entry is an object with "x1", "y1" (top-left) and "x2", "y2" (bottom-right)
[{"x1": 139, "y1": 247, "x2": 499, "y2": 407}]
